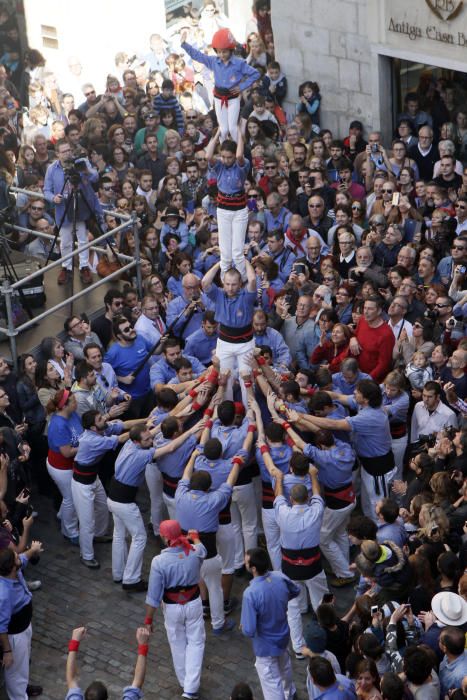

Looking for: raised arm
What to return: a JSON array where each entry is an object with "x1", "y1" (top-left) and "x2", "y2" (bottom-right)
[
  {"x1": 181, "y1": 448, "x2": 200, "y2": 482},
  {"x1": 245, "y1": 258, "x2": 257, "y2": 292},
  {"x1": 130, "y1": 627, "x2": 151, "y2": 689},
  {"x1": 236, "y1": 128, "x2": 245, "y2": 165},
  {"x1": 202, "y1": 260, "x2": 221, "y2": 292},
  {"x1": 66, "y1": 627, "x2": 86, "y2": 689},
  {"x1": 205, "y1": 129, "x2": 221, "y2": 164}
]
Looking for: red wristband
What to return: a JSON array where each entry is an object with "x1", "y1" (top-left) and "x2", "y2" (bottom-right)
[
  {"x1": 188, "y1": 389, "x2": 198, "y2": 398},
  {"x1": 192, "y1": 401, "x2": 201, "y2": 411},
  {"x1": 282, "y1": 422, "x2": 291, "y2": 431},
  {"x1": 137, "y1": 644, "x2": 149, "y2": 657},
  {"x1": 247, "y1": 424, "x2": 257, "y2": 433},
  {"x1": 204, "y1": 408, "x2": 214, "y2": 417},
  {"x1": 280, "y1": 374, "x2": 289, "y2": 382},
  {"x1": 205, "y1": 419, "x2": 213, "y2": 429},
  {"x1": 68, "y1": 640, "x2": 80, "y2": 652},
  {"x1": 232, "y1": 456, "x2": 244, "y2": 466},
  {"x1": 206, "y1": 370, "x2": 219, "y2": 384},
  {"x1": 306, "y1": 386, "x2": 315, "y2": 396},
  {"x1": 260, "y1": 445, "x2": 270, "y2": 454},
  {"x1": 257, "y1": 356, "x2": 266, "y2": 366},
  {"x1": 243, "y1": 380, "x2": 253, "y2": 388},
  {"x1": 144, "y1": 616, "x2": 153, "y2": 625},
  {"x1": 253, "y1": 369, "x2": 261, "y2": 378}
]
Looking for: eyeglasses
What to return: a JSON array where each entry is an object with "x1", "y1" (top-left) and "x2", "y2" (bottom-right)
[
  {"x1": 309, "y1": 204, "x2": 322, "y2": 208},
  {"x1": 103, "y1": 186, "x2": 114, "y2": 191},
  {"x1": 113, "y1": 301, "x2": 124, "y2": 307},
  {"x1": 196, "y1": 157, "x2": 207, "y2": 161},
  {"x1": 249, "y1": 194, "x2": 258, "y2": 198},
  {"x1": 435, "y1": 303, "x2": 450, "y2": 308},
  {"x1": 265, "y1": 166, "x2": 277, "y2": 170},
  {"x1": 323, "y1": 276, "x2": 335, "y2": 282},
  {"x1": 382, "y1": 188, "x2": 394, "y2": 193},
  {"x1": 69, "y1": 320, "x2": 83, "y2": 330},
  {"x1": 413, "y1": 323, "x2": 423, "y2": 329},
  {"x1": 452, "y1": 244, "x2": 467, "y2": 250},
  {"x1": 336, "y1": 291, "x2": 349, "y2": 297},
  {"x1": 455, "y1": 204, "x2": 466, "y2": 210},
  {"x1": 30, "y1": 206, "x2": 45, "y2": 211},
  {"x1": 120, "y1": 325, "x2": 132, "y2": 332},
  {"x1": 186, "y1": 115, "x2": 197, "y2": 120},
  {"x1": 314, "y1": 294, "x2": 324, "y2": 300},
  {"x1": 351, "y1": 206, "x2": 361, "y2": 211}
]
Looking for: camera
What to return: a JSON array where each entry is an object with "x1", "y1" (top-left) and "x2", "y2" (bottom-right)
[
  {"x1": 294, "y1": 264, "x2": 306, "y2": 275},
  {"x1": 371, "y1": 143, "x2": 379, "y2": 153},
  {"x1": 424, "y1": 309, "x2": 438, "y2": 322},
  {"x1": 444, "y1": 425, "x2": 457, "y2": 441},
  {"x1": 458, "y1": 265, "x2": 466, "y2": 275},
  {"x1": 419, "y1": 433, "x2": 437, "y2": 448},
  {"x1": 63, "y1": 156, "x2": 88, "y2": 184}
]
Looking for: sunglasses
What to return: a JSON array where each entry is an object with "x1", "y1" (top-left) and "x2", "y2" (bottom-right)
[
  {"x1": 30, "y1": 206, "x2": 45, "y2": 211},
  {"x1": 382, "y1": 188, "x2": 394, "y2": 193},
  {"x1": 351, "y1": 206, "x2": 362, "y2": 211}
]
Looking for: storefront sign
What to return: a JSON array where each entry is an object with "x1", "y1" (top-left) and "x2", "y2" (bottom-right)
[{"x1": 425, "y1": 0, "x2": 463, "y2": 21}]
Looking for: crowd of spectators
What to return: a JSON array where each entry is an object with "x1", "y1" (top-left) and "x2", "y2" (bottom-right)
[{"x1": 0, "y1": 0, "x2": 466, "y2": 698}]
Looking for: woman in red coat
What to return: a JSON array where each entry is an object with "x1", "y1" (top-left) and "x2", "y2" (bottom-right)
[{"x1": 311, "y1": 322, "x2": 352, "y2": 373}]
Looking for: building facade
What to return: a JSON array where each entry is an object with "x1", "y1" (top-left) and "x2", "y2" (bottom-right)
[{"x1": 272, "y1": 0, "x2": 467, "y2": 139}]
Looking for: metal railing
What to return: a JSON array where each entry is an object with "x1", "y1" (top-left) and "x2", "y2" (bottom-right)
[{"x1": 0, "y1": 211, "x2": 142, "y2": 364}]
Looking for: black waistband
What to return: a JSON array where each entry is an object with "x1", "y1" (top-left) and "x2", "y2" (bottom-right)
[
  {"x1": 73, "y1": 462, "x2": 99, "y2": 485},
  {"x1": 214, "y1": 87, "x2": 235, "y2": 98},
  {"x1": 108, "y1": 477, "x2": 138, "y2": 503},
  {"x1": 161, "y1": 472, "x2": 181, "y2": 498},
  {"x1": 182, "y1": 529, "x2": 217, "y2": 559},
  {"x1": 219, "y1": 323, "x2": 253, "y2": 343},
  {"x1": 359, "y1": 451, "x2": 395, "y2": 477},
  {"x1": 281, "y1": 545, "x2": 322, "y2": 581},
  {"x1": 261, "y1": 480, "x2": 274, "y2": 509},
  {"x1": 8, "y1": 601, "x2": 33, "y2": 635},
  {"x1": 163, "y1": 584, "x2": 200, "y2": 604},
  {"x1": 323, "y1": 482, "x2": 355, "y2": 510}
]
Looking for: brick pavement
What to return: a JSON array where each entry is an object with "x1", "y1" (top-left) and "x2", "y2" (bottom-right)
[{"x1": 1, "y1": 491, "x2": 357, "y2": 700}]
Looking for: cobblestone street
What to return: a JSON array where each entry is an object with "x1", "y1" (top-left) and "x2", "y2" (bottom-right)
[{"x1": 1, "y1": 491, "x2": 356, "y2": 700}]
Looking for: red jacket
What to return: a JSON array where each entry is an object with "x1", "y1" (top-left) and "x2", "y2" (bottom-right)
[
  {"x1": 311, "y1": 341, "x2": 350, "y2": 374},
  {"x1": 355, "y1": 318, "x2": 395, "y2": 383}
]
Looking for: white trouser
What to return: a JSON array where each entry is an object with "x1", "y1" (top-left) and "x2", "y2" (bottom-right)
[
  {"x1": 46, "y1": 461, "x2": 79, "y2": 538},
  {"x1": 319, "y1": 501, "x2": 356, "y2": 578},
  {"x1": 262, "y1": 507, "x2": 282, "y2": 570},
  {"x1": 361, "y1": 465, "x2": 397, "y2": 524},
  {"x1": 163, "y1": 597, "x2": 205, "y2": 694},
  {"x1": 71, "y1": 477, "x2": 109, "y2": 560},
  {"x1": 255, "y1": 649, "x2": 296, "y2": 700},
  {"x1": 145, "y1": 463, "x2": 164, "y2": 535},
  {"x1": 216, "y1": 337, "x2": 255, "y2": 405},
  {"x1": 287, "y1": 571, "x2": 329, "y2": 652},
  {"x1": 59, "y1": 219, "x2": 89, "y2": 270},
  {"x1": 214, "y1": 95, "x2": 240, "y2": 141},
  {"x1": 162, "y1": 492, "x2": 176, "y2": 520},
  {"x1": 200, "y1": 554, "x2": 224, "y2": 630},
  {"x1": 216, "y1": 522, "x2": 235, "y2": 575},
  {"x1": 216, "y1": 205, "x2": 248, "y2": 280},
  {"x1": 4, "y1": 623, "x2": 32, "y2": 700},
  {"x1": 231, "y1": 483, "x2": 258, "y2": 570},
  {"x1": 391, "y1": 435, "x2": 408, "y2": 482},
  {"x1": 107, "y1": 498, "x2": 147, "y2": 584}
]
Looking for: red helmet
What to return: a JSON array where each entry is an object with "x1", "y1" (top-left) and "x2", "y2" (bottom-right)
[{"x1": 212, "y1": 28, "x2": 236, "y2": 50}]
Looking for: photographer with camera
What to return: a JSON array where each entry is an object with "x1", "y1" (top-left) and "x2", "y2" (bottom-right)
[
  {"x1": 44, "y1": 138, "x2": 100, "y2": 286},
  {"x1": 165, "y1": 272, "x2": 214, "y2": 341},
  {"x1": 410, "y1": 380, "x2": 458, "y2": 451},
  {"x1": 433, "y1": 294, "x2": 464, "y2": 345}
]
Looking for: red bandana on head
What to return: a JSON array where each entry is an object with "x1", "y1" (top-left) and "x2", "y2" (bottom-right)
[{"x1": 159, "y1": 519, "x2": 194, "y2": 556}]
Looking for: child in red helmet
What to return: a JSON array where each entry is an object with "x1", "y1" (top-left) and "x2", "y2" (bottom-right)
[{"x1": 181, "y1": 28, "x2": 260, "y2": 141}]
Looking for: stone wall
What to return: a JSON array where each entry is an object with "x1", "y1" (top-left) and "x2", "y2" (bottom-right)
[{"x1": 271, "y1": 0, "x2": 374, "y2": 136}]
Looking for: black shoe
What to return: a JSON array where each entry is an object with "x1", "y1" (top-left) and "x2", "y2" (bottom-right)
[
  {"x1": 224, "y1": 597, "x2": 238, "y2": 615},
  {"x1": 80, "y1": 557, "x2": 100, "y2": 569},
  {"x1": 122, "y1": 580, "x2": 148, "y2": 592},
  {"x1": 27, "y1": 685, "x2": 43, "y2": 697}
]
